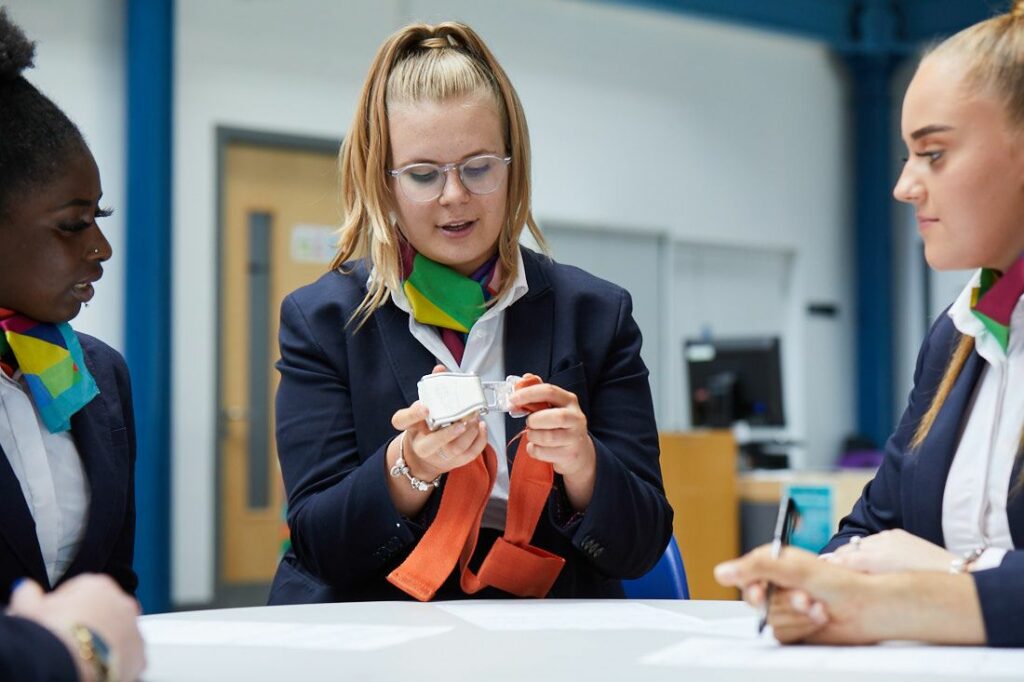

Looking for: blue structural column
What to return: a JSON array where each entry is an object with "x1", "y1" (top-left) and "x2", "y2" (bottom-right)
[
  {"x1": 841, "y1": 0, "x2": 903, "y2": 448},
  {"x1": 844, "y1": 52, "x2": 898, "y2": 448},
  {"x1": 125, "y1": 0, "x2": 173, "y2": 613}
]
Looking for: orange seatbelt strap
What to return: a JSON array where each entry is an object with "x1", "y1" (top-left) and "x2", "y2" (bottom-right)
[{"x1": 387, "y1": 374, "x2": 566, "y2": 600}]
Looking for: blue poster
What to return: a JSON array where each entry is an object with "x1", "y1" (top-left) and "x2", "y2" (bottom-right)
[{"x1": 784, "y1": 484, "x2": 834, "y2": 553}]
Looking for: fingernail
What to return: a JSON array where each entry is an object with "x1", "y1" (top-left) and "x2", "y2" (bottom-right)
[
  {"x1": 714, "y1": 562, "x2": 736, "y2": 581},
  {"x1": 790, "y1": 593, "x2": 808, "y2": 612},
  {"x1": 455, "y1": 422, "x2": 466, "y2": 433},
  {"x1": 809, "y1": 602, "x2": 827, "y2": 624}
]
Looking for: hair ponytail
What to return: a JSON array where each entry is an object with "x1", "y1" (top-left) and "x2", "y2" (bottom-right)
[
  {"x1": 910, "y1": 334, "x2": 975, "y2": 448},
  {"x1": 0, "y1": 7, "x2": 35, "y2": 84}
]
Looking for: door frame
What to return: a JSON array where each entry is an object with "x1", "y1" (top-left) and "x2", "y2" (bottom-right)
[{"x1": 212, "y1": 127, "x2": 341, "y2": 607}]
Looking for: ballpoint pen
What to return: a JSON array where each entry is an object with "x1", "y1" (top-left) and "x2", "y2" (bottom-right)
[{"x1": 758, "y1": 495, "x2": 798, "y2": 634}]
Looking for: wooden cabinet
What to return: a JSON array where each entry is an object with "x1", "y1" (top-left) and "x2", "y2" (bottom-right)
[{"x1": 658, "y1": 431, "x2": 739, "y2": 599}]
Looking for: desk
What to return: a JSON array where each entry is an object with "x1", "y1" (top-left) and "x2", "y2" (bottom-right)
[{"x1": 141, "y1": 600, "x2": 1013, "y2": 681}]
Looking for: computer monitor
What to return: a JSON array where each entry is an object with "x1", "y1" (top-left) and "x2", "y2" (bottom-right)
[{"x1": 685, "y1": 336, "x2": 785, "y2": 428}]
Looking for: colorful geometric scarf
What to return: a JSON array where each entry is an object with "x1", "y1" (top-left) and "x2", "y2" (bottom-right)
[
  {"x1": 971, "y1": 252, "x2": 1024, "y2": 354},
  {"x1": 400, "y1": 242, "x2": 501, "y2": 364},
  {"x1": 0, "y1": 309, "x2": 99, "y2": 433}
]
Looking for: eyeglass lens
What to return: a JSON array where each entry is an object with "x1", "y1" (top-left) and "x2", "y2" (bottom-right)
[{"x1": 396, "y1": 155, "x2": 507, "y2": 202}]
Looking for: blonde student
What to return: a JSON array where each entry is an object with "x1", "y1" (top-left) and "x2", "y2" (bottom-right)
[
  {"x1": 269, "y1": 22, "x2": 672, "y2": 604},
  {"x1": 721, "y1": 2, "x2": 1024, "y2": 647}
]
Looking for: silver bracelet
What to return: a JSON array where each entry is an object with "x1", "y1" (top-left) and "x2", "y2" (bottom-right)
[
  {"x1": 389, "y1": 432, "x2": 440, "y2": 492},
  {"x1": 949, "y1": 547, "x2": 985, "y2": 574}
]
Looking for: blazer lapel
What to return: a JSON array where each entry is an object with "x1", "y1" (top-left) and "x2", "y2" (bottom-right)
[
  {"x1": 0, "y1": 444, "x2": 49, "y2": 588},
  {"x1": 908, "y1": 350, "x2": 985, "y2": 545},
  {"x1": 374, "y1": 300, "x2": 437, "y2": 407},
  {"x1": 62, "y1": 343, "x2": 125, "y2": 581},
  {"x1": 503, "y1": 251, "x2": 554, "y2": 463}
]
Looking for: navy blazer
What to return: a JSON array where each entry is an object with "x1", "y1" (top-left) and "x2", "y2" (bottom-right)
[
  {"x1": 823, "y1": 313, "x2": 1024, "y2": 646},
  {"x1": 269, "y1": 247, "x2": 673, "y2": 604},
  {"x1": 0, "y1": 334, "x2": 137, "y2": 605},
  {"x1": 0, "y1": 615, "x2": 77, "y2": 681}
]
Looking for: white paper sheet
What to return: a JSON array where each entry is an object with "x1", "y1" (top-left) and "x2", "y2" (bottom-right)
[
  {"x1": 139, "y1": 619, "x2": 452, "y2": 652},
  {"x1": 690, "y1": 616, "x2": 760, "y2": 638},
  {"x1": 642, "y1": 636, "x2": 1024, "y2": 678},
  {"x1": 436, "y1": 601, "x2": 719, "y2": 631}
]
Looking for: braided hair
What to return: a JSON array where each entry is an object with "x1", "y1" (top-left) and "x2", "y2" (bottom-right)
[{"x1": 0, "y1": 7, "x2": 87, "y2": 217}]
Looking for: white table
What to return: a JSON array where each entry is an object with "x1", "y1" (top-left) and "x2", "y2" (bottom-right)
[{"x1": 140, "y1": 599, "x2": 1020, "y2": 681}]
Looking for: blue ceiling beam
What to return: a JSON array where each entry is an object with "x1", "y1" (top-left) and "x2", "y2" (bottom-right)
[
  {"x1": 602, "y1": 0, "x2": 854, "y2": 45},
  {"x1": 899, "y1": 0, "x2": 1002, "y2": 43},
  {"x1": 599, "y1": 0, "x2": 1006, "y2": 53}
]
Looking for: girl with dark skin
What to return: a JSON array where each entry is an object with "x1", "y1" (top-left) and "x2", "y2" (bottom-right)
[{"x1": 0, "y1": 7, "x2": 144, "y2": 680}]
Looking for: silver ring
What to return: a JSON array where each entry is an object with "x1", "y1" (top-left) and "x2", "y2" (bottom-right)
[{"x1": 849, "y1": 536, "x2": 862, "y2": 551}]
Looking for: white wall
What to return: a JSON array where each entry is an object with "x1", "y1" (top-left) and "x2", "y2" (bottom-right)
[
  {"x1": 172, "y1": 0, "x2": 402, "y2": 608},
  {"x1": 3, "y1": 0, "x2": 125, "y2": 350}
]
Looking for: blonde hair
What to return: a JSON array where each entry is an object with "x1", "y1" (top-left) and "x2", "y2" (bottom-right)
[
  {"x1": 910, "y1": 334, "x2": 975, "y2": 448},
  {"x1": 331, "y1": 22, "x2": 546, "y2": 327},
  {"x1": 910, "y1": 333, "x2": 1024, "y2": 490},
  {"x1": 926, "y1": 0, "x2": 1024, "y2": 128},
  {"x1": 909, "y1": 2, "x2": 1024, "y2": 455}
]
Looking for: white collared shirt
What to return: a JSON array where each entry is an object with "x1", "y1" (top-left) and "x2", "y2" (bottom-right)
[
  {"x1": 382, "y1": 250, "x2": 529, "y2": 531},
  {"x1": 942, "y1": 270, "x2": 1024, "y2": 569},
  {"x1": 0, "y1": 369, "x2": 90, "y2": 586}
]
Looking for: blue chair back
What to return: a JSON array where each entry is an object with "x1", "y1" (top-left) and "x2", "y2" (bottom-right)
[{"x1": 621, "y1": 535, "x2": 689, "y2": 599}]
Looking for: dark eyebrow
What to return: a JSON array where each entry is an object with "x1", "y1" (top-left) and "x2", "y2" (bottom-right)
[
  {"x1": 56, "y1": 193, "x2": 103, "y2": 210},
  {"x1": 910, "y1": 124, "x2": 954, "y2": 141}
]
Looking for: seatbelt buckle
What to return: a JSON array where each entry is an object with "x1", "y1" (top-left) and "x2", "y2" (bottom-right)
[{"x1": 418, "y1": 372, "x2": 528, "y2": 430}]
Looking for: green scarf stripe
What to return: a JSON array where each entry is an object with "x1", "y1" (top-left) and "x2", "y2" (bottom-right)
[
  {"x1": 974, "y1": 310, "x2": 1011, "y2": 352},
  {"x1": 405, "y1": 254, "x2": 486, "y2": 331}
]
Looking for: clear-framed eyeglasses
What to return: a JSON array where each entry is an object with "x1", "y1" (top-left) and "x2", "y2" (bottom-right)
[{"x1": 388, "y1": 154, "x2": 512, "y2": 203}]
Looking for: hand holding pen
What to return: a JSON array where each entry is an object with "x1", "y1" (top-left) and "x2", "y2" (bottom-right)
[{"x1": 758, "y1": 495, "x2": 799, "y2": 634}]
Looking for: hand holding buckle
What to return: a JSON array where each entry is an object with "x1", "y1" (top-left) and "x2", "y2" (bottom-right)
[{"x1": 417, "y1": 372, "x2": 527, "y2": 430}]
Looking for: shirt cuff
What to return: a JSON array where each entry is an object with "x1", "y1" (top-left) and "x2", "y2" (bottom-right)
[{"x1": 972, "y1": 548, "x2": 1009, "y2": 572}]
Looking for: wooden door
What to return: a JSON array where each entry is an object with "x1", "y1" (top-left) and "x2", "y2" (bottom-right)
[{"x1": 218, "y1": 138, "x2": 340, "y2": 594}]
